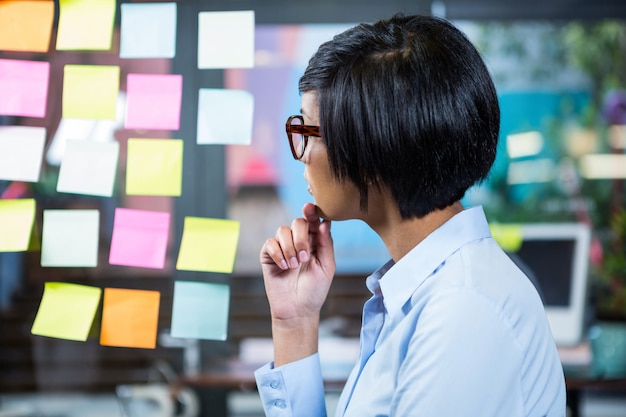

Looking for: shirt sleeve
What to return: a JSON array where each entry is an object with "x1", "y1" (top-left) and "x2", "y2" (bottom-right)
[{"x1": 255, "y1": 353, "x2": 328, "y2": 417}]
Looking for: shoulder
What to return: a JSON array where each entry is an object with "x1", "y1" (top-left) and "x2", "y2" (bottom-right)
[{"x1": 411, "y1": 237, "x2": 550, "y2": 348}]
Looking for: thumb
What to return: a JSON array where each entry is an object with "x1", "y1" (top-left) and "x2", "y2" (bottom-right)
[{"x1": 315, "y1": 219, "x2": 335, "y2": 269}]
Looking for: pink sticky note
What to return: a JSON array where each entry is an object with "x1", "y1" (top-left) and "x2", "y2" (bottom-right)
[
  {"x1": 124, "y1": 74, "x2": 182, "y2": 130},
  {"x1": 109, "y1": 208, "x2": 170, "y2": 269},
  {"x1": 0, "y1": 59, "x2": 49, "y2": 118}
]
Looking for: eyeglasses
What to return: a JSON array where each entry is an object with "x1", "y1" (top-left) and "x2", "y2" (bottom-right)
[{"x1": 286, "y1": 115, "x2": 321, "y2": 160}]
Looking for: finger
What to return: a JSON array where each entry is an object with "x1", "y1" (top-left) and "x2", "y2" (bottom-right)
[
  {"x1": 302, "y1": 202, "x2": 319, "y2": 222},
  {"x1": 275, "y1": 225, "x2": 301, "y2": 269},
  {"x1": 260, "y1": 237, "x2": 289, "y2": 270},
  {"x1": 315, "y1": 219, "x2": 335, "y2": 271},
  {"x1": 302, "y1": 203, "x2": 321, "y2": 234},
  {"x1": 290, "y1": 217, "x2": 311, "y2": 264}
]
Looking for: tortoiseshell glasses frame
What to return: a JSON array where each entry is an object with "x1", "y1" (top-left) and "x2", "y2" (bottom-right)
[{"x1": 285, "y1": 115, "x2": 321, "y2": 160}]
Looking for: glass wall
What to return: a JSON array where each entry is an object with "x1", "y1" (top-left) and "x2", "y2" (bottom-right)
[{"x1": 1, "y1": 1, "x2": 625, "y2": 416}]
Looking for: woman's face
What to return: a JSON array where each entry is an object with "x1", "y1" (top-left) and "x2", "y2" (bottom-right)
[{"x1": 300, "y1": 91, "x2": 362, "y2": 221}]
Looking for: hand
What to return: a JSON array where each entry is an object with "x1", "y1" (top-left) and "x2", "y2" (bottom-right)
[{"x1": 259, "y1": 202, "x2": 336, "y2": 326}]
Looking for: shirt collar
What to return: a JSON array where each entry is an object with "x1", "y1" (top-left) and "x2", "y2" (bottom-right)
[{"x1": 368, "y1": 206, "x2": 492, "y2": 317}]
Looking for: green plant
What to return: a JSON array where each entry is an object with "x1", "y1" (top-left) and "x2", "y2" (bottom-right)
[{"x1": 592, "y1": 208, "x2": 626, "y2": 321}]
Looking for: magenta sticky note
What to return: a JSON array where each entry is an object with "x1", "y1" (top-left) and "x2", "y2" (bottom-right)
[
  {"x1": 109, "y1": 208, "x2": 170, "y2": 269},
  {"x1": 0, "y1": 59, "x2": 49, "y2": 118},
  {"x1": 124, "y1": 73, "x2": 183, "y2": 130}
]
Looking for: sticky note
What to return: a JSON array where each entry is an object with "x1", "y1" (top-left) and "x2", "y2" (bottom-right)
[
  {"x1": 56, "y1": 0, "x2": 115, "y2": 51},
  {"x1": 120, "y1": 2, "x2": 177, "y2": 58},
  {"x1": 176, "y1": 217, "x2": 240, "y2": 273},
  {"x1": 124, "y1": 74, "x2": 183, "y2": 130},
  {"x1": 100, "y1": 288, "x2": 160, "y2": 349},
  {"x1": 62, "y1": 65, "x2": 120, "y2": 120},
  {"x1": 126, "y1": 138, "x2": 183, "y2": 196},
  {"x1": 109, "y1": 208, "x2": 170, "y2": 269},
  {"x1": 46, "y1": 117, "x2": 122, "y2": 166},
  {"x1": 31, "y1": 282, "x2": 102, "y2": 341},
  {"x1": 41, "y1": 210, "x2": 99, "y2": 267},
  {"x1": 198, "y1": 10, "x2": 255, "y2": 69},
  {"x1": 0, "y1": 59, "x2": 49, "y2": 118},
  {"x1": 490, "y1": 224, "x2": 523, "y2": 252},
  {"x1": 0, "y1": 1, "x2": 54, "y2": 53},
  {"x1": 197, "y1": 89, "x2": 253, "y2": 145},
  {"x1": 57, "y1": 140, "x2": 119, "y2": 197},
  {"x1": 0, "y1": 199, "x2": 36, "y2": 252},
  {"x1": 171, "y1": 281, "x2": 229, "y2": 341},
  {"x1": 0, "y1": 126, "x2": 46, "y2": 182}
]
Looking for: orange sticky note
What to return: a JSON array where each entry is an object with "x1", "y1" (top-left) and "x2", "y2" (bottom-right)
[
  {"x1": 0, "y1": 1, "x2": 54, "y2": 53},
  {"x1": 100, "y1": 288, "x2": 160, "y2": 349}
]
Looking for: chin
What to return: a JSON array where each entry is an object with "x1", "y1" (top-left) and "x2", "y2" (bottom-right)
[
  {"x1": 314, "y1": 205, "x2": 333, "y2": 220},
  {"x1": 315, "y1": 206, "x2": 354, "y2": 222}
]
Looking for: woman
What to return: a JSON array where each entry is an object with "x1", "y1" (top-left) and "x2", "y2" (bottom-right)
[{"x1": 254, "y1": 14, "x2": 566, "y2": 417}]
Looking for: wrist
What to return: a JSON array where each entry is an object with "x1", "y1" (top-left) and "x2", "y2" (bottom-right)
[{"x1": 271, "y1": 316, "x2": 319, "y2": 367}]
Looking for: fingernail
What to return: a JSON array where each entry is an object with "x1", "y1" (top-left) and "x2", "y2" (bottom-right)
[
  {"x1": 280, "y1": 259, "x2": 288, "y2": 270},
  {"x1": 298, "y1": 250, "x2": 309, "y2": 263},
  {"x1": 289, "y1": 257, "x2": 299, "y2": 269}
]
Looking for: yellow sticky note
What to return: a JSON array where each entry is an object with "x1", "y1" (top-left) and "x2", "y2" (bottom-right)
[
  {"x1": 126, "y1": 138, "x2": 183, "y2": 196},
  {"x1": 0, "y1": 199, "x2": 36, "y2": 252},
  {"x1": 100, "y1": 288, "x2": 160, "y2": 349},
  {"x1": 56, "y1": 0, "x2": 115, "y2": 51},
  {"x1": 62, "y1": 65, "x2": 119, "y2": 120},
  {"x1": 31, "y1": 282, "x2": 102, "y2": 341},
  {"x1": 176, "y1": 217, "x2": 240, "y2": 273},
  {"x1": 0, "y1": 1, "x2": 54, "y2": 53},
  {"x1": 490, "y1": 223, "x2": 523, "y2": 252}
]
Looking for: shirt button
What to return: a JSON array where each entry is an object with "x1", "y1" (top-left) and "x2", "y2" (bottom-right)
[
  {"x1": 269, "y1": 380, "x2": 280, "y2": 389},
  {"x1": 274, "y1": 399, "x2": 287, "y2": 409}
]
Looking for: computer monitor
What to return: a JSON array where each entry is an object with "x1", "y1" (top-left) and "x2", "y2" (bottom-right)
[{"x1": 505, "y1": 223, "x2": 591, "y2": 346}]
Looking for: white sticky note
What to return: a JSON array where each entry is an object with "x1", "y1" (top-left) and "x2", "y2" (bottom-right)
[
  {"x1": 0, "y1": 126, "x2": 46, "y2": 182},
  {"x1": 57, "y1": 140, "x2": 119, "y2": 197},
  {"x1": 197, "y1": 10, "x2": 255, "y2": 69},
  {"x1": 120, "y1": 2, "x2": 177, "y2": 58},
  {"x1": 41, "y1": 209, "x2": 99, "y2": 267},
  {"x1": 197, "y1": 88, "x2": 254, "y2": 145}
]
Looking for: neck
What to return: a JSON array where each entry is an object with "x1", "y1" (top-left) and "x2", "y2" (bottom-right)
[{"x1": 367, "y1": 200, "x2": 464, "y2": 263}]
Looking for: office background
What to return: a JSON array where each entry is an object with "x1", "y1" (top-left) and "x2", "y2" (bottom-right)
[{"x1": 0, "y1": 1, "x2": 625, "y2": 416}]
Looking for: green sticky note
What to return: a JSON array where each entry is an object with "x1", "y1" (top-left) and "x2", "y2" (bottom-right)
[
  {"x1": 126, "y1": 138, "x2": 183, "y2": 196},
  {"x1": 176, "y1": 217, "x2": 240, "y2": 273},
  {"x1": 62, "y1": 65, "x2": 120, "y2": 120},
  {"x1": 31, "y1": 282, "x2": 102, "y2": 341},
  {"x1": 56, "y1": 0, "x2": 115, "y2": 51},
  {"x1": 0, "y1": 199, "x2": 36, "y2": 252},
  {"x1": 490, "y1": 223, "x2": 523, "y2": 252},
  {"x1": 171, "y1": 281, "x2": 230, "y2": 341}
]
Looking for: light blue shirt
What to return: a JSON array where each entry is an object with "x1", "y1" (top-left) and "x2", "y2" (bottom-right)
[{"x1": 255, "y1": 206, "x2": 566, "y2": 417}]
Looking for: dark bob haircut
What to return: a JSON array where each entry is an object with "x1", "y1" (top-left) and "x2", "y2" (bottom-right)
[{"x1": 299, "y1": 14, "x2": 500, "y2": 219}]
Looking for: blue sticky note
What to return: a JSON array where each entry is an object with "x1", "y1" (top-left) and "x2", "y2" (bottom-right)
[
  {"x1": 196, "y1": 88, "x2": 253, "y2": 145},
  {"x1": 120, "y1": 2, "x2": 177, "y2": 58},
  {"x1": 170, "y1": 281, "x2": 230, "y2": 341}
]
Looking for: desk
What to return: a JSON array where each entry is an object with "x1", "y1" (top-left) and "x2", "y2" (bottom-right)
[
  {"x1": 178, "y1": 358, "x2": 347, "y2": 392},
  {"x1": 564, "y1": 365, "x2": 626, "y2": 417},
  {"x1": 179, "y1": 359, "x2": 626, "y2": 417}
]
